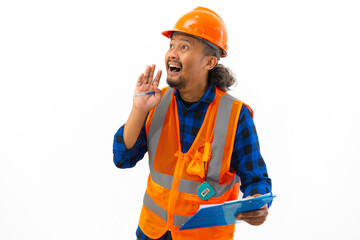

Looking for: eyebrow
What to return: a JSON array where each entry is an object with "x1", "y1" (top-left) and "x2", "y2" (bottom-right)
[
  {"x1": 170, "y1": 37, "x2": 192, "y2": 43},
  {"x1": 180, "y1": 38, "x2": 191, "y2": 43}
]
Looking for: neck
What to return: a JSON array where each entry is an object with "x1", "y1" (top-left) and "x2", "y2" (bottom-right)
[{"x1": 178, "y1": 79, "x2": 209, "y2": 102}]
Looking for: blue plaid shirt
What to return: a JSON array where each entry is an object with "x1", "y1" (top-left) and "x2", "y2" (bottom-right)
[{"x1": 113, "y1": 82, "x2": 272, "y2": 240}]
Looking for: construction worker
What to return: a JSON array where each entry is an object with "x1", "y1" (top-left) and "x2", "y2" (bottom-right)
[{"x1": 113, "y1": 7, "x2": 272, "y2": 240}]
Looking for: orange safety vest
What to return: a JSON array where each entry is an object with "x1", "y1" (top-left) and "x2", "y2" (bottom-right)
[{"x1": 139, "y1": 86, "x2": 244, "y2": 240}]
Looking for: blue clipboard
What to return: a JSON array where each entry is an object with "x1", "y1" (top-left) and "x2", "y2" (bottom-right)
[{"x1": 179, "y1": 193, "x2": 276, "y2": 230}]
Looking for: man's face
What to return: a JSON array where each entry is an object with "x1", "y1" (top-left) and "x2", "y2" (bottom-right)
[{"x1": 165, "y1": 33, "x2": 207, "y2": 89}]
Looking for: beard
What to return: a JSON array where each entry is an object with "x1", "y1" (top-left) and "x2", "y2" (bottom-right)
[{"x1": 166, "y1": 75, "x2": 186, "y2": 89}]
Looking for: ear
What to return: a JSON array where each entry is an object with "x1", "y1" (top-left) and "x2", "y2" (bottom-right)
[{"x1": 204, "y1": 56, "x2": 218, "y2": 70}]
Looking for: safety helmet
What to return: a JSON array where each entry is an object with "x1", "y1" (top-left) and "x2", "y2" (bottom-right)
[{"x1": 162, "y1": 7, "x2": 228, "y2": 57}]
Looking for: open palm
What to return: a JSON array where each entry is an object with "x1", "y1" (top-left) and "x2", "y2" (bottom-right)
[{"x1": 133, "y1": 64, "x2": 162, "y2": 111}]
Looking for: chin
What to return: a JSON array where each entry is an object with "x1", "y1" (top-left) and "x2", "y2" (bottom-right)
[
  {"x1": 166, "y1": 78, "x2": 178, "y2": 88},
  {"x1": 167, "y1": 76, "x2": 185, "y2": 89}
]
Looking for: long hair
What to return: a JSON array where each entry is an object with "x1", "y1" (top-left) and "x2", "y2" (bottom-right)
[
  {"x1": 208, "y1": 64, "x2": 236, "y2": 92},
  {"x1": 202, "y1": 41, "x2": 236, "y2": 92}
]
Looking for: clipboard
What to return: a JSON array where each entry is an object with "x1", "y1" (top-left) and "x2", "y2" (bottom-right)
[{"x1": 179, "y1": 193, "x2": 275, "y2": 230}]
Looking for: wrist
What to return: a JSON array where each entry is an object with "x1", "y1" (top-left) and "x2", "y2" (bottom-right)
[{"x1": 131, "y1": 106, "x2": 149, "y2": 119}]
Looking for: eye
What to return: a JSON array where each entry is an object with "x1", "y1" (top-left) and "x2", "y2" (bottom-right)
[
  {"x1": 182, "y1": 45, "x2": 189, "y2": 50},
  {"x1": 169, "y1": 43, "x2": 174, "y2": 49}
]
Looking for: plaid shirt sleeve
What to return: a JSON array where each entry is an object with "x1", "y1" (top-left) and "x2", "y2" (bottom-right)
[
  {"x1": 113, "y1": 122, "x2": 148, "y2": 168},
  {"x1": 230, "y1": 105, "x2": 272, "y2": 199}
]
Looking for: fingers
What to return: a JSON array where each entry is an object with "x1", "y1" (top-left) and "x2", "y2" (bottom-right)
[
  {"x1": 136, "y1": 73, "x2": 144, "y2": 87},
  {"x1": 152, "y1": 70, "x2": 162, "y2": 88},
  {"x1": 148, "y1": 64, "x2": 155, "y2": 83},
  {"x1": 237, "y1": 207, "x2": 268, "y2": 218},
  {"x1": 235, "y1": 205, "x2": 268, "y2": 226},
  {"x1": 143, "y1": 65, "x2": 151, "y2": 84},
  {"x1": 241, "y1": 218, "x2": 267, "y2": 226},
  {"x1": 138, "y1": 64, "x2": 160, "y2": 86}
]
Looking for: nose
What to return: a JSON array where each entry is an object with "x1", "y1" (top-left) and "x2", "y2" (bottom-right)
[{"x1": 167, "y1": 47, "x2": 179, "y2": 60}]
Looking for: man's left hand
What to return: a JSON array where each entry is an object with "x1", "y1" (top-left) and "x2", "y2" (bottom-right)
[{"x1": 234, "y1": 194, "x2": 269, "y2": 226}]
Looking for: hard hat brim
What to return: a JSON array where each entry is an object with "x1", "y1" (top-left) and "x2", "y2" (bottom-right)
[{"x1": 161, "y1": 30, "x2": 227, "y2": 58}]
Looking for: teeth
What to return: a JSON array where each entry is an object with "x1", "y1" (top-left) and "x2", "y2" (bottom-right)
[{"x1": 169, "y1": 65, "x2": 180, "y2": 69}]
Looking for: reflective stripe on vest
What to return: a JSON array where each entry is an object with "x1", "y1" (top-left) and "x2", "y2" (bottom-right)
[
  {"x1": 147, "y1": 88, "x2": 174, "y2": 189},
  {"x1": 143, "y1": 191, "x2": 168, "y2": 222},
  {"x1": 207, "y1": 94, "x2": 240, "y2": 197},
  {"x1": 143, "y1": 191, "x2": 192, "y2": 227}
]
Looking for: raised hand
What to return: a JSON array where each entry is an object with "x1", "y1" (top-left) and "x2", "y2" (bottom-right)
[
  {"x1": 123, "y1": 64, "x2": 162, "y2": 149},
  {"x1": 133, "y1": 64, "x2": 162, "y2": 112}
]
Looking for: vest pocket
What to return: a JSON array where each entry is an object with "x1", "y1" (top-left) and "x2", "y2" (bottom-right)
[
  {"x1": 148, "y1": 176, "x2": 170, "y2": 203},
  {"x1": 219, "y1": 169, "x2": 236, "y2": 185},
  {"x1": 185, "y1": 143, "x2": 211, "y2": 179}
]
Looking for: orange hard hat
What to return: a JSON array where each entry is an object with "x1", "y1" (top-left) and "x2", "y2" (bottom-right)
[{"x1": 162, "y1": 7, "x2": 228, "y2": 57}]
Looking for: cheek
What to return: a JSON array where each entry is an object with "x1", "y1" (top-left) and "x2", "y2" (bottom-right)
[
  {"x1": 181, "y1": 56, "x2": 193, "y2": 71},
  {"x1": 164, "y1": 52, "x2": 169, "y2": 64},
  {"x1": 181, "y1": 62, "x2": 192, "y2": 76},
  {"x1": 183, "y1": 59, "x2": 201, "y2": 73}
]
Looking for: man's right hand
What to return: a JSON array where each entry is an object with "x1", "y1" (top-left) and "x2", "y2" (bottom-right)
[
  {"x1": 133, "y1": 64, "x2": 162, "y2": 112},
  {"x1": 123, "y1": 64, "x2": 162, "y2": 150}
]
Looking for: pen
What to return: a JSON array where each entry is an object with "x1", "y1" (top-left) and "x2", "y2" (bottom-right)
[{"x1": 134, "y1": 91, "x2": 156, "y2": 97}]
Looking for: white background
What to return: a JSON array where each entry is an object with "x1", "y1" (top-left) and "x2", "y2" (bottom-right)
[{"x1": 1, "y1": 0, "x2": 359, "y2": 239}]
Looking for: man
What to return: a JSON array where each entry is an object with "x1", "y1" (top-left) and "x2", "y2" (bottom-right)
[{"x1": 113, "y1": 7, "x2": 272, "y2": 240}]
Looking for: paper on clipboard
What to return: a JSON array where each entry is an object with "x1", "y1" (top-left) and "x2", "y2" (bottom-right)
[{"x1": 179, "y1": 193, "x2": 275, "y2": 231}]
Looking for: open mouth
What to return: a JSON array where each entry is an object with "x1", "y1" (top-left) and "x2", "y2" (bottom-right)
[{"x1": 168, "y1": 63, "x2": 182, "y2": 73}]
